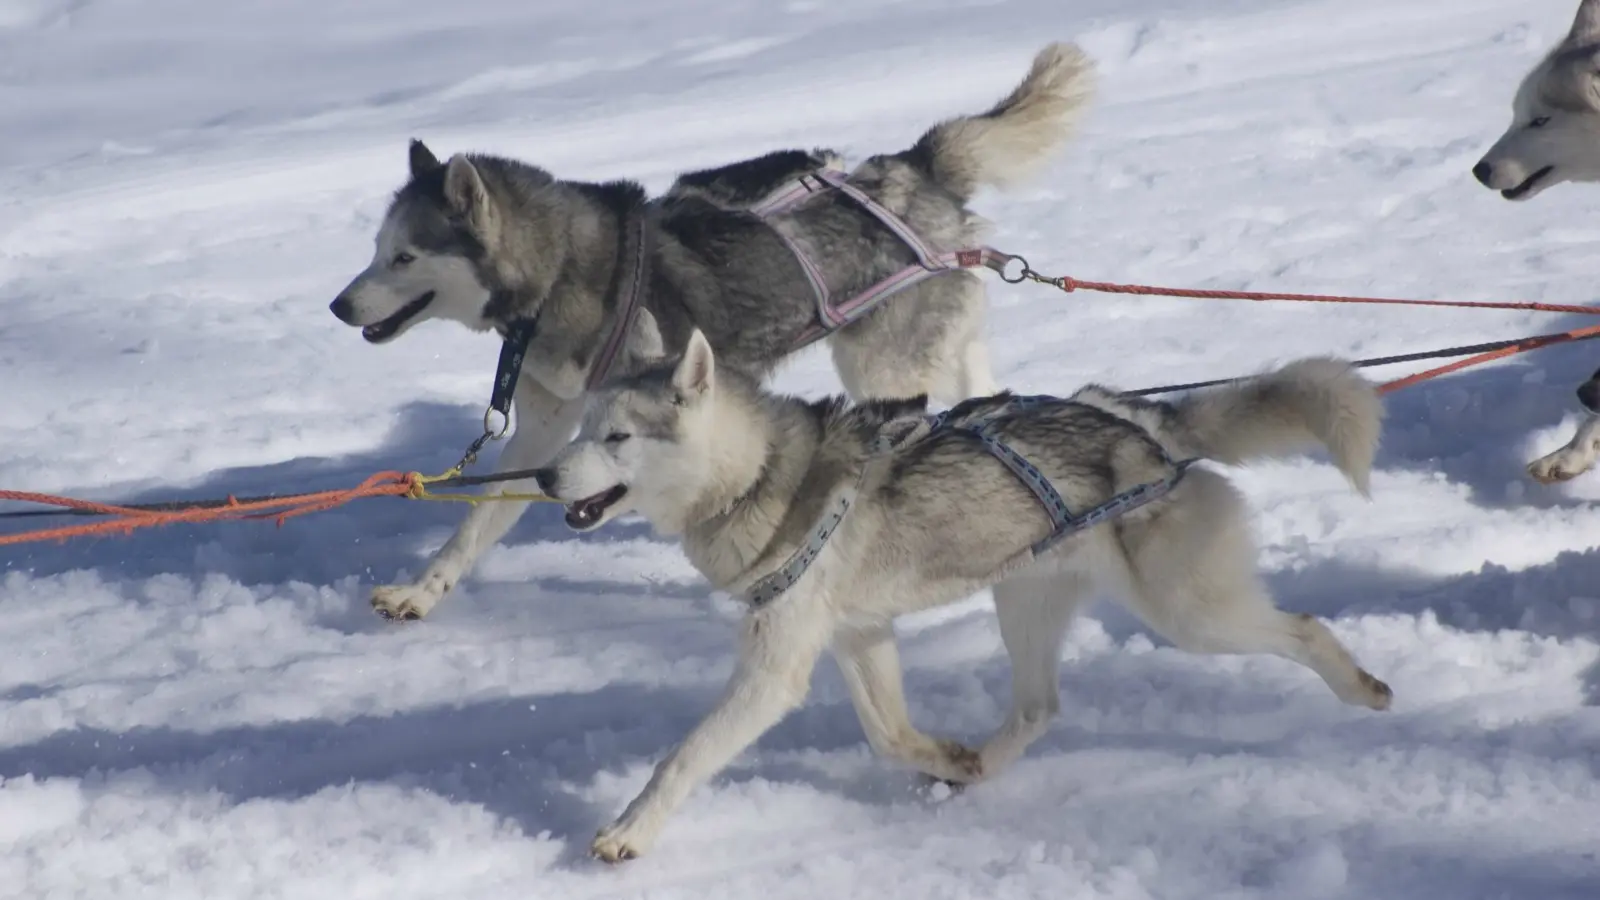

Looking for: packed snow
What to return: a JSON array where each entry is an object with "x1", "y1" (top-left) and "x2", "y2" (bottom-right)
[{"x1": 3, "y1": 0, "x2": 1599, "y2": 896}]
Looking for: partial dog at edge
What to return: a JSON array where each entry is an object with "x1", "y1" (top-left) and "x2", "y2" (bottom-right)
[
  {"x1": 535, "y1": 329, "x2": 1394, "y2": 862},
  {"x1": 1474, "y1": 0, "x2": 1600, "y2": 484},
  {"x1": 327, "y1": 44, "x2": 1095, "y2": 621}
]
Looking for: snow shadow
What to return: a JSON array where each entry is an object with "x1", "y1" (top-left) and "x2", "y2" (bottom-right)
[
  {"x1": 0, "y1": 400, "x2": 652, "y2": 586},
  {"x1": 0, "y1": 678, "x2": 929, "y2": 851},
  {"x1": 1368, "y1": 308, "x2": 1600, "y2": 510}
]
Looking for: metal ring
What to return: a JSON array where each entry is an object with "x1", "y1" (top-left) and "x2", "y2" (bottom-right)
[
  {"x1": 999, "y1": 255, "x2": 1030, "y2": 284},
  {"x1": 483, "y1": 407, "x2": 511, "y2": 440}
]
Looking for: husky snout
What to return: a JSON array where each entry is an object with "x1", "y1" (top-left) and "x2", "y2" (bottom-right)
[{"x1": 329, "y1": 293, "x2": 356, "y2": 323}]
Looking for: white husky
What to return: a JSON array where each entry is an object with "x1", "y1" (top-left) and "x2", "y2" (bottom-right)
[
  {"x1": 1475, "y1": 0, "x2": 1600, "y2": 483},
  {"x1": 534, "y1": 330, "x2": 1393, "y2": 862}
]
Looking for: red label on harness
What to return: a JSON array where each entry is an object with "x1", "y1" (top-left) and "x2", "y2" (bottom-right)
[{"x1": 955, "y1": 249, "x2": 984, "y2": 268}]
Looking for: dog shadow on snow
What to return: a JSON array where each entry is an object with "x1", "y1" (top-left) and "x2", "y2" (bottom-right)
[
  {"x1": 1365, "y1": 309, "x2": 1600, "y2": 510},
  {"x1": 0, "y1": 399, "x2": 655, "y2": 590}
]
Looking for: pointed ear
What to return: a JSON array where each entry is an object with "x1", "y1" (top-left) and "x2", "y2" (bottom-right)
[
  {"x1": 629, "y1": 307, "x2": 666, "y2": 362},
  {"x1": 672, "y1": 329, "x2": 715, "y2": 402},
  {"x1": 443, "y1": 154, "x2": 488, "y2": 221},
  {"x1": 1569, "y1": 0, "x2": 1600, "y2": 46},
  {"x1": 408, "y1": 139, "x2": 441, "y2": 177}
]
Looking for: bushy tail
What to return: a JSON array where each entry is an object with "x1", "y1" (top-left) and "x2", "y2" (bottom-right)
[
  {"x1": 1173, "y1": 358, "x2": 1384, "y2": 495},
  {"x1": 910, "y1": 42, "x2": 1096, "y2": 200}
]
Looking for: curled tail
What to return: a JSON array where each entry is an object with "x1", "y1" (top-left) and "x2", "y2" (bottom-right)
[
  {"x1": 910, "y1": 42, "x2": 1096, "y2": 200},
  {"x1": 1172, "y1": 358, "x2": 1384, "y2": 495}
]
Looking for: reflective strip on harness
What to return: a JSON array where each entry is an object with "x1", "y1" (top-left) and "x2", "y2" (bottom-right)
[
  {"x1": 742, "y1": 397, "x2": 1198, "y2": 609},
  {"x1": 750, "y1": 165, "x2": 1016, "y2": 351}
]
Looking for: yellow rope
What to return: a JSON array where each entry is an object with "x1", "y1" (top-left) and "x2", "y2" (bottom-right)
[{"x1": 403, "y1": 470, "x2": 561, "y2": 504}]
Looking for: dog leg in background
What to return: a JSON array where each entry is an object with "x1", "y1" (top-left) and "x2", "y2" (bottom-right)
[
  {"x1": 831, "y1": 276, "x2": 998, "y2": 407},
  {"x1": 1529, "y1": 415, "x2": 1600, "y2": 484},
  {"x1": 976, "y1": 567, "x2": 1090, "y2": 777},
  {"x1": 370, "y1": 379, "x2": 584, "y2": 620},
  {"x1": 592, "y1": 603, "x2": 832, "y2": 862},
  {"x1": 832, "y1": 624, "x2": 983, "y2": 783}
]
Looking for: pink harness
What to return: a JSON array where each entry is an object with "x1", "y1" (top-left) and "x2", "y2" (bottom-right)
[{"x1": 750, "y1": 164, "x2": 1016, "y2": 349}]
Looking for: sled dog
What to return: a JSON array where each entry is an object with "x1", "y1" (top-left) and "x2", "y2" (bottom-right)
[
  {"x1": 330, "y1": 44, "x2": 1096, "y2": 619},
  {"x1": 534, "y1": 330, "x2": 1394, "y2": 861},
  {"x1": 1474, "y1": 0, "x2": 1600, "y2": 483}
]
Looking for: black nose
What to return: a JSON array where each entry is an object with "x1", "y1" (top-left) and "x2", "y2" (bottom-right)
[
  {"x1": 329, "y1": 295, "x2": 355, "y2": 323},
  {"x1": 1472, "y1": 161, "x2": 1494, "y2": 187},
  {"x1": 531, "y1": 468, "x2": 556, "y2": 494}
]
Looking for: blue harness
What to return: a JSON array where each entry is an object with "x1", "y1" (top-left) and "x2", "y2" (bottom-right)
[{"x1": 743, "y1": 396, "x2": 1197, "y2": 608}]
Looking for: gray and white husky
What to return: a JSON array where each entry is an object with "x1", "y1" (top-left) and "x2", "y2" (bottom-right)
[
  {"x1": 535, "y1": 329, "x2": 1394, "y2": 862},
  {"x1": 1475, "y1": 0, "x2": 1600, "y2": 484},
  {"x1": 329, "y1": 43, "x2": 1096, "y2": 620}
]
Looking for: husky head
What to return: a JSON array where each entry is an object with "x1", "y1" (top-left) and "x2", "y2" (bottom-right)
[
  {"x1": 1475, "y1": 0, "x2": 1600, "y2": 201},
  {"x1": 330, "y1": 140, "x2": 553, "y2": 342},
  {"x1": 535, "y1": 329, "x2": 725, "y2": 534}
]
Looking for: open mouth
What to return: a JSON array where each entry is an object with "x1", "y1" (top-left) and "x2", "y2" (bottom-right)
[
  {"x1": 361, "y1": 291, "x2": 435, "y2": 343},
  {"x1": 564, "y1": 485, "x2": 629, "y2": 530},
  {"x1": 1502, "y1": 166, "x2": 1554, "y2": 201}
]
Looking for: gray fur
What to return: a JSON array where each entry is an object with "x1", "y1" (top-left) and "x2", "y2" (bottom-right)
[
  {"x1": 538, "y1": 333, "x2": 1394, "y2": 861},
  {"x1": 339, "y1": 43, "x2": 1097, "y2": 620}
]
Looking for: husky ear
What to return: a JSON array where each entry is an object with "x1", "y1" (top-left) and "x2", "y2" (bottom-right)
[
  {"x1": 408, "y1": 139, "x2": 441, "y2": 177},
  {"x1": 443, "y1": 154, "x2": 489, "y2": 223},
  {"x1": 1569, "y1": 0, "x2": 1600, "y2": 46},
  {"x1": 629, "y1": 307, "x2": 666, "y2": 362},
  {"x1": 672, "y1": 329, "x2": 715, "y2": 402}
]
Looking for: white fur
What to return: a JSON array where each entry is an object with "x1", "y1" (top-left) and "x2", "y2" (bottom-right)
[{"x1": 1528, "y1": 413, "x2": 1600, "y2": 483}]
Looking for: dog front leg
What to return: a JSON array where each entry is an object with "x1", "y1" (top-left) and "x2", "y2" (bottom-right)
[
  {"x1": 1529, "y1": 414, "x2": 1600, "y2": 484},
  {"x1": 832, "y1": 624, "x2": 983, "y2": 784},
  {"x1": 370, "y1": 378, "x2": 584, "y2": 620},
  {"x1": 592, "y1": 606, "x2": 829, "y2": 862}
]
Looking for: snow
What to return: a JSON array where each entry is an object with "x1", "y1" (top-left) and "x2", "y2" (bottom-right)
[{"x1": 2, "y1": 0, "x2": 1600, "y2": 895}]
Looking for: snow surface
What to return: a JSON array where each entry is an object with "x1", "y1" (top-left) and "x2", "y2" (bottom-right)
[{"x1": 3, "y1": 0, "x2": 1600, "y2": 896}]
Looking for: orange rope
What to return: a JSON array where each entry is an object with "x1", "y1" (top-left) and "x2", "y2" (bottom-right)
[
  {"x1": 0, "y1": 471, "x2": 417, "y2": 547},
  {"x1": 1374, "y1": 321, "x2": 1600, "y2": 395},
  {"x1": 1049, "y1": 276, "x2": 1600, "y2": 317}
]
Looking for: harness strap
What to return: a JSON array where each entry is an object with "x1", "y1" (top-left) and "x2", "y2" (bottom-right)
[
  {"x1": 586, "y1": 207, "x2": 654, "y2": 391},
  {"x1": 743, "y1": 422, "x2": 923, "y2": 608},
  {"x1": 750, "y1": 165, "x2": 1016, "y2": 350},
  {"x1": 742, "y1": 396, "x2": 1197, "y2": 609}
]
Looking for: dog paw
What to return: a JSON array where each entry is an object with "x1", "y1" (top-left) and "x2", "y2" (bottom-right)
[
  {"x1": 591, "y1": 826, "x2": 645, "y2": 864},
  {"x1": 1356, "y1": 669, "x2": 1394, "y2": 711},
  {"x1": 1528, "y1": 454, "x2": 1587, "y2": 484},
  {"x1": 934, "y1": 739, "x2": 985, "y2": 781},
  {"x1": 370, "y1": 584, "x2": 441, "y2": 621},
  {"x1": 914, "y1": 739, "x2": 985, "y2": 788}
]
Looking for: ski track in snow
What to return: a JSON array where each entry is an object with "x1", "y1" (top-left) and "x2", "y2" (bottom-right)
[{"x1": 2, "y1": 0, "x2": 1600, "y2": 897}]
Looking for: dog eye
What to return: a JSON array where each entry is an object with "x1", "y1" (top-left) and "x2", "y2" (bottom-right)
[
  {"x1": 1530, "y1": 116, "x2": 1551, "y2": 128},
  {"x1": 604, "y1": 432, "x2": 631, "y2": 445},
  {"x1": 391, "y1": 252, "x2": 416, "y2": 267}
]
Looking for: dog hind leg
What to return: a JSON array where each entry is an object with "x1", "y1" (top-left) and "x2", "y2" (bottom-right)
[
  {"x1": 831, "y1": 273, "x2": 997, "y2": 406},
  {"x1": 1117, "y1": 470, "x2": 1393, "y2": 710},
  {"x1": 832, "y1": 623, "x2": 983, "y2": 783}
]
